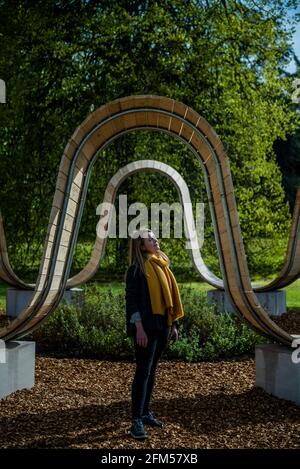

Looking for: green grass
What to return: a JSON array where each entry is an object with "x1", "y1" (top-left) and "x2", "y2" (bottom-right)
[
  {"x1": 283, "y1": 278, "x2": 300, "y2": 309},
  {"x1": 182, "y1": 278, "x2": 300, "y2": 309},
  {"x1": 1, "y1": 277, "x2": 300, "y2": 310},
  {"x1": 0, "y1": 283, "x2": 6, "y2": 309}
]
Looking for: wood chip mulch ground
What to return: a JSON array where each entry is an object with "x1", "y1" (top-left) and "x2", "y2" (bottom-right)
[
  {"x1": 0, "y1": 308, "x2": 299, "y2": 449},
  {"x1": 0, "y1": 355, "x2": 299, "y2": 449},
  {"x1": 271, "y1": 309, "x2": 300, "y2": 334}
]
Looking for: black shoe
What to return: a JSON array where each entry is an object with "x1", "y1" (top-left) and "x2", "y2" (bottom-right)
[
  {"x1": 129, "y1": 419, "x2": 148, "y2": 439},
  {"x1": 142, "y1": 411, "x2": 163, "y2": 427}
]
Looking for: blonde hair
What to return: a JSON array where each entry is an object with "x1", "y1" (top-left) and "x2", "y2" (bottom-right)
[{"x1": 126, "y1": 228, "x2": 170, "y2": 279}]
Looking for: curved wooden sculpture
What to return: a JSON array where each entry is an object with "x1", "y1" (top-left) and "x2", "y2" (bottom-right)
[
  {"x1": 0, "y1": 161, "x2": 221, "y2": 289},
  {"x1": 67, "y1": 159, "x2": 222, "y2": 288},
  {"x1": 2, "y1": 172, "x2": 300, "y2": 293},
  {"x1": 256, "y1": 187, "x2": 300, "y2": 292},
  {"x1": 0, "y1": 95, "x2": 298, "y2": 345},
  {"x1": 70, "y1": 180, "x2": 300, "y2": 292},
  {"x1": 0, "y1": 212, "x2": 34, "y2": 289}
]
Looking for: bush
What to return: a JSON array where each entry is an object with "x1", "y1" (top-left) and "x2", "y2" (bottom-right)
[
  {"x1": 33, "y1": 285, "x2": 266, "y2": 361},
  {"x1": 166, "y1": 288, "x2": 266, "y2": 361},
  {"x1": 33, "y1": 287, "x2": 134, "y2": 359}
]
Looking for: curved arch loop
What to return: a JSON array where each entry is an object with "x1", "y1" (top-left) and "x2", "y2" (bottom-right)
[
  {"x1": 69, "y1": 173, "x2": 300, "y2": 291},
  {"x1": 67, "y1": 159, "x2": 222, "y2": 288},
  {"x1": 2, "y1": 184, "x2": 300, "y2": 292},
  {"x1": 0, "y1": 212, "x2": 34, "y2": 290},
  {"x1": 0, "y1": 95, "x2": 297, "y2": 345}
]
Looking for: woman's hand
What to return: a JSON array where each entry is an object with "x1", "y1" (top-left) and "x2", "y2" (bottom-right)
[
  {"x1": 135, "y1": 321, "x2": 148, "y2": 347},
  {"x1": 170, "y1": 324, "x2": 179, "y2": 341}
]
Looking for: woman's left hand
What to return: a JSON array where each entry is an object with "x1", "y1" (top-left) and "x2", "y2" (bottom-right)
[{"x1": 170, "y1": 324, "x2": 179, "y2": 341}]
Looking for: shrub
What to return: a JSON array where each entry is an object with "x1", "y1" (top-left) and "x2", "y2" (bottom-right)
[
  {"x1": 166, "y1": 288, "x2": 266, "y2": 361},
  {"x1": 33, "y1": 285, "x2": 266, "y2": 361},
  {"x1": 33, "y1": 302, "x2": 85, "y2": 350},
  {"x1": 33, "y1": 287, "x2": 134, "y2": 358}
]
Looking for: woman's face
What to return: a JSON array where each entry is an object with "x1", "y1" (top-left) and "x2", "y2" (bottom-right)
[{"x1": 141, "y1": 231, "x2": 160, "y2": 254}]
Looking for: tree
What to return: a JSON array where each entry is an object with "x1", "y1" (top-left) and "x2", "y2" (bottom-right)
[
  {"x1": 0, "y1": 0, "x2": 298, "y2": 278},
  {"x1": 275, "y1": 51, "x2": 300, "y2": 211}
]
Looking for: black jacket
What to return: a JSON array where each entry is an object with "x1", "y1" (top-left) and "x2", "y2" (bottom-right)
[{"x1": 125, "y1": 263, "x2": 173, "y2": 337}]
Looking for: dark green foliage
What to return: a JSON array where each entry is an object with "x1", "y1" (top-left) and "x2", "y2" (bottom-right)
[
  {"x1": 0, "y1": 0, "x2": 299, "y2": 280},
  {"x1": 166, "y1": 287, "x2": 267, "y2": 361},
  {"x1": 33, "y1": 285, "x2": 266, "y2": 361},
  {"x1": 275, "y1": 131, "x2": 300, "y2": 211},
  {"x1": 33, "y1": 286, "x2": 134, "y2": 358},
  {"x1": 274, "y1": 50, "x2": 300, "y2": 213},
  {"x1": 0, "y1": 0, "x2": 297, "y2": 280}
]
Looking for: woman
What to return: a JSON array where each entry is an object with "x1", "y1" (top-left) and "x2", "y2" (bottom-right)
[{"x1": 125, "y1": 228, "x2": 185, "y2": 440}]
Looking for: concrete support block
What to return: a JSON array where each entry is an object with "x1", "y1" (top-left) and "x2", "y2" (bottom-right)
[
  {"x1": 255, "y1": 344, "x2": 300, "y2": 406},
  {"x1": 207, "y1": 289, "x2": 286, "y2": 316},
  {"x1": 0, "y1": 341, "x2": 35, "y2": 399},
  {"x1": 6, "y1": 288, "x2": 84, "y2": 318}
]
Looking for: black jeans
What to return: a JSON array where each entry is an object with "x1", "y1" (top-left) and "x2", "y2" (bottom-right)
[{"x1": 131, "y1": 327, "x2": 170, "y2": 420}]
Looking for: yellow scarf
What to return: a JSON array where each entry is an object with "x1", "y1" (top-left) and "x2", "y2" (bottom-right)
[{"x1": 144, "y1": 254, "x2": 185, "y2": 326}]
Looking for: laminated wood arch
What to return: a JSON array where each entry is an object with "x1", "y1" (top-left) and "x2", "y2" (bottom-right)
[
  {"x1": 67, "y1": 159, "x2": 220, "y2": 288},
  {"x1": 2, "y1": 186, "x2": 300, "y2": 292},
  {"x1": 0, "y1": 95, "x2": 297, "y2": 345}
]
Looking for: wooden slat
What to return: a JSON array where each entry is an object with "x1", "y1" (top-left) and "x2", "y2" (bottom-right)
[{"x1": 0, "y1": 96, "x2": 295, "y2": 346}]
